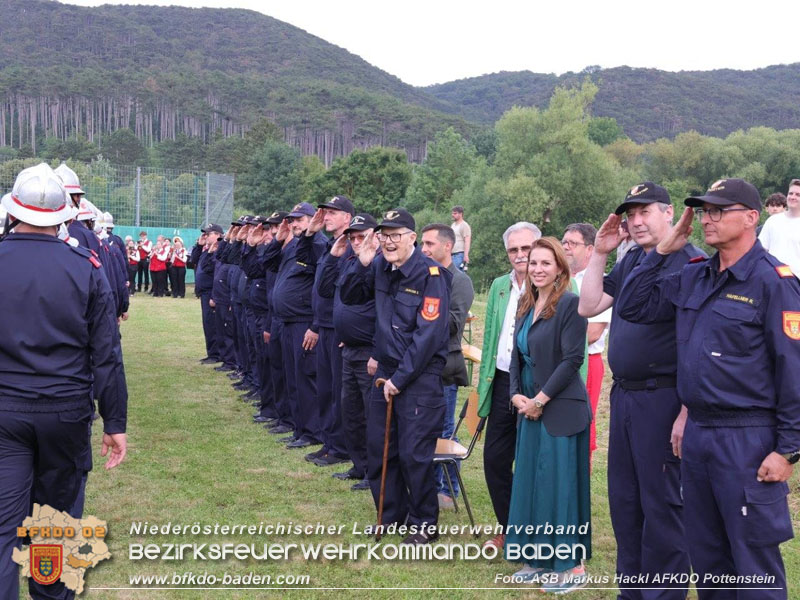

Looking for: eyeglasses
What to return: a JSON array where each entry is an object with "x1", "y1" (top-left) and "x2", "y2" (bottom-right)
[
  {"x1": 376, "y1": 231, "x2": 411, "y2": 243},
  {"x1": 694, "y1": 207, "x2": 751, "y2": 222},
  {"x1": 347, "y1": 233, "x2": 367, "y2": 242},
  {"x1": 561, "y1": 239, "x2": 588, "y2": 249},
  {"x1": 506, "y1": 245, "x2": 532, "y2": 255}
]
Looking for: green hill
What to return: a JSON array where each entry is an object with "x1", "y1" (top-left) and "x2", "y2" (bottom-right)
[
  {"x1": 425, "y1": 64, "x2": 800, "y2": 142},
  {"x1": 0, "y1": 0, "x2": 472, "y2": 161}
]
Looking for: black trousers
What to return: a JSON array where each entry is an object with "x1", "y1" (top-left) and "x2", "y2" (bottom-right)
[
  {"x1": 340, "y1": 345, "x2": 372, "y2": 477},
  {"x1": 171, "y1": 266, "x2": 186, "y2": 297},
  {"x1": 136, "y1": 259, "x2": 150, "y2": 290},
  {"x1": 151, "y1": 270, "x2": 168, "y2": 297},
  {"x1": 200, "y1": 293, "x2": 218, "y2": 360},
  {"x1": 482, "y1": 369, "x2": 516, "y2": 528},
  {"x1": 127, "y1": 264, "x2": 138, "y2": 294}
]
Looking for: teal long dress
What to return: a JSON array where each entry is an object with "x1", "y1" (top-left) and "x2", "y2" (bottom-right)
[{"x1": 504, "y1": 309, "x2": 592, "y2": 572}]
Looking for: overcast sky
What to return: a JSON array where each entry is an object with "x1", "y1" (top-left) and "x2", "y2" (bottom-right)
[{"x1": 66, "y1": 0, "x2": 798, "y2": 86}]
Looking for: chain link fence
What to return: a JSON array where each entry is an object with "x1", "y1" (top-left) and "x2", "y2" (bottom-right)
[{"x1": 0, "y1": 158, "x2": 234, "y2": 229}]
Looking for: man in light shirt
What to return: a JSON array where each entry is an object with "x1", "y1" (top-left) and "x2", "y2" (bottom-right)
[
  {"x1": 476, "y1": 221, "x2": 541, "y2": 550},
  {"x1": 450, "y1": 205, "x2": 472, "y2": 270},
  {"x1": 759, "y1": 179, "x2": 800, "y2": 276},
  {"x1": 563, "y1": 223, "x2": 611, "y2": 461}
]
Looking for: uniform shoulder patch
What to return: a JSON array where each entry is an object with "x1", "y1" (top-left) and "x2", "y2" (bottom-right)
[
  {"x1": 776, "y1": 265, "x2": 794, "y2": 278},
  {"x1": 421, "y1": 297, "x2": 441, "y2": 321},
  {"x1": 89, "y1": 256, "x2": 102, "y2": 268},
  {"x1": 688, "y1": 256, "x2": 706, "y2": 264},
  {"x1": 783, "y1": 312, "x2": 800, "y2": 340},
  {"x1": 429, "y1": 266, "x2": 440, "y2": 276}
]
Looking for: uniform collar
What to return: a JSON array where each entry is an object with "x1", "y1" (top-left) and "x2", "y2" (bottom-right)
[
  {"x1": 384, "y1": 245, "x2": 421, "y2": 277},
  {"x1": 706, "y1": 239, "x2": 763, "y2": 281},
  {"x1": 3, "y1": 232, "x2": 61, "y2": 243}
]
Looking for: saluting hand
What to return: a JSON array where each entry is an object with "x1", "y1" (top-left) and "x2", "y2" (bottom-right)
[
  {"x1": 236, "y1": 225, "x2": 250, "y2": 242},
  {"x1": 656, "y1": 207, "x2": 693, "y2": 255},
  {"x1": 276, "y1": 218, "x2": 291, "y2": 242},
  {"x1": 247, "y1": 226, "x2": 265, "y2": 247},
  {"x1": 356, "y1": 231, "x2": 377, "y2": 266},
  {"x1": 102, "y1": 433, "x2": 127, "y2": 469},
  {"x1": 594, "y1": 214, "x2": 624, "y2": 255},
  {"x1": 307, "y1": 209, "x2": 325, "y2": 235},
  {"x1": 330, "y1": 234, "x2": 348, "y2": 257}
]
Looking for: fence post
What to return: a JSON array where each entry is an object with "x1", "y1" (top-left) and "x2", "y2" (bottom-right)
[
  {"x1": 135, "y1": 166, "x2": 141, "y2": 227},
  {"x1": 205, "y1": 172, "x2": 210, "y2": 225}
]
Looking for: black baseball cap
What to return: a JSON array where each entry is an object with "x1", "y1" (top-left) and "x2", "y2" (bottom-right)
[
  {"x1": 685, "y1": 178, "x2": 762, "y2": 212},
  {"x1": 375, "y1": 208, "x2": 415, "y2": 232},
  {"x1": 615, "y1": 182, "x2": 671, "y2": 215},
  {"x1": 231, "y1": 215, "x2": 249, "y2": 226},
  {"x1": 202, "y1": 223, "x2": 224, "y2": 234},
  {"x1": 344, "y1": 213, "x2": 378, "y2": 234},
  {"x1": 287, "y1": 202, "x2": 316, "y2": 218},
  {"x1": 265, "y1": 210, "x2": 289, "y2": 225},
  {"x1": 246, "y1": 215, "x2": 266, "y2": 226},
  {"x1": 318, "y1": 195, "x2": 355, "y2": 215}
]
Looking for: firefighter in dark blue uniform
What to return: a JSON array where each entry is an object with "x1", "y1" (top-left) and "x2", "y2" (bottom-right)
[
  {"x1": 299, "y1": 196, "x2": 355, "y2": 466},
  {"x1": 339, "y1": 209, "x2": 451, "y2": 544},
  {"x1": 194, "y1": 224, "x2": 224, "y2": 364},
  {"x1": 0, "y1": 163, "x2": 127, "y2": 600},
  {"x1": 259, "y1": 203, "x2": 328, "y2": 448},
  {"x1": 617, "y1": 179, "x2": 800, "y2": 600},
  {"x1": 319, "y1": 213, "x2": 379, "y2": 490},
  {"x1": 579, "y1": 183, "x2": 699, "y2": 599},
  {"x1": 211, "y1": 226, "x2": 238, "y2": 372}
]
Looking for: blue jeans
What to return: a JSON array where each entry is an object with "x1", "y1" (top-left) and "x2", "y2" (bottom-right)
[
  {"x1": 435, "y1": 383, "x2": 460, "y2": 498},
  {"x1": 451, "y1": 252, "x2": 465, "y2": 270}
]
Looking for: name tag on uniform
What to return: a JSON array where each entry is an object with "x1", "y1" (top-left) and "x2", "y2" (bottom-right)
[
  {"x1": 720, "y1": 292, "x2": 758, "y2": 306},
  {"x1": 402, "y1": 288, "x2": 420, "y2": 295}
]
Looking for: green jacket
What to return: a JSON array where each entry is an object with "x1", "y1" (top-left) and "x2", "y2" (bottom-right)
[
  {"x1": 477, "y1": 273, "x2": 513, "y2": 417},
  {"x1": 476, "y1": 273, "x2": 587, "y2": 418}
]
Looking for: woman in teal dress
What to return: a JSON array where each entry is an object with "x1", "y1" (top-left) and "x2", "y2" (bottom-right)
[{"x1": 505, "y1": 237, "x2": 592, "y2": 594}]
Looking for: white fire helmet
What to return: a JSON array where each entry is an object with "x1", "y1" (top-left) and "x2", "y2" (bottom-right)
[
  {"x1": 76, "y1": 197, "x2": 99, "y2": 222},
  {"x1": 54, "y1": 162, "x2": 85, "y2": 197},
  {"x1": 0, "y1": 199, "x2": 7, "y2": 234},
  {"x1": 58, "y1": 223, "x2": 79, "y2": 247},
  {"x1": 1, "y1": 163, "x2": 73, "y2": 227},
  {"x1": 104, "y1": 211, "x2": 115, "y2": 228}
]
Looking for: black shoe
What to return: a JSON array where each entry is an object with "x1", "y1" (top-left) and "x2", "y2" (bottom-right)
[
  {"x1": 312, "y1": 453, "x2": 350, "y2": 467},
  {"x1": 351, "y1": 478, "x2": 370, "y2": 491},
  {"x1": 240, "y1": 392, "x2": 257, "y2": 402},
  {"x1": 199, "y1": 357, "x2": 220, "y2": 365},
  {"x1": 215, "y1": 365, "x2": 235, "y2": 372},
  {"x1": 304, "y1": 447, "x2": 327, "y2": 463},
  {"x1": 268, "y1": 424, "x2": 292, "y2": 434},
  {"x1": 286, "y1": 438, "x2": 313, "y2": 449},
  {"x1": 233, "y1": 382, "x2": 251, "y2": 391},
  {"x1": 402, "y1": 529, "x2": 439, "y2": 545},
  {"x1": 227, "y1": 371, "x2": 243, "y2": 380},
  {"x1": 278, "y1": 435, "x2": 297, "y2": 443},
  {"x1": 332, "y1": 468, "x2": 362, "y2": 481},
  {"x1": 253, "y1": 416, "x2": 271, "y2": 424}
]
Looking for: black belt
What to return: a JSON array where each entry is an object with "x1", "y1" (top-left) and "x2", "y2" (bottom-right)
[
  {"x1": 613, "y1": 376, "x2": 677, "y2": 391},
  {"x1": 689, "y1": 407, "x2": 776, "y2": 427}
]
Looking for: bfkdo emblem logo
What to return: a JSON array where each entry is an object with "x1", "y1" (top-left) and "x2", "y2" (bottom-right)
[
  {"x1": 783, "y1": 311, "x2": 800, "y2": 340},
  {"x1": 31, "y1": 544, "x2": 63, "y2": 585}
]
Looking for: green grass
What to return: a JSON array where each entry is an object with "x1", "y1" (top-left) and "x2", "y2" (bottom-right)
[{"x1": 33, "y1": 289, "x2": 799, "y2": 599}]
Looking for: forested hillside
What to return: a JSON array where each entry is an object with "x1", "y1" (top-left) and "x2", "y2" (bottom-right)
[
  {"x1": 425, "y1": 64, "x2": 800, "y2": 142},
  {"x1": 0, "y1": 0, "x2": 471, "y2": 163}
]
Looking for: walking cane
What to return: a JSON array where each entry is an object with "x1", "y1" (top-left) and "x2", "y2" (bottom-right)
[{"x1": 374, "y1": 377, "x2": 393, "y2": 542}]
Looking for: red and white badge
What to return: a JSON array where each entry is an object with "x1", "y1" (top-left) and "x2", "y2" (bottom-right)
[
  {"x1": 783, "y1": 311, "x2": 800, "y2": 340},
  {"x1": 421, "y1": 297, "x2": 440, "y2": 321}
]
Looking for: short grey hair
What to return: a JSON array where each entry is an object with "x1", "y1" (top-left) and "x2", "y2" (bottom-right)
[{"x1": 503, "y1": 222, "x2": 542, "y2": 249}]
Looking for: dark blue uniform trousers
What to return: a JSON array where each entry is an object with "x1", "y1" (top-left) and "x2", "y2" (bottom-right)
[
  {"x1": 367, "y1": 369, "x2": 444, "y2": 528},
  {"x1": 682, "y1": 419, "x2": 791, "y2": 600},
  {"x1": 213, "y1": 301, "x2": 236, "y2": 369},
  {"x1": 231, "y1": 301, "x2": 247, "y2": 374},
  {"x1": 340, "y1": 345, "x2": 373, "y2": 478},
  {"x1": 254, "y1": 312, "x2": 276, "y2": 419},
  {"x1": 280, "y1": 321, "x2": 321, "y2": 443},
  {"x1": 269, "y1": 319, "x2": 293, "y2": 429},
  {"x1": 1, "y1": 398, "x2": 92, "y2": 600},
  {"x1": 317, "y1": 327, "x2": 349, "y2": 458},
  {"x1": 200, "y1": 293, "x2": 218, "y2": 360},
  {"x1": 243, "y1": 306, "x2": 258, "y2": 386},
  {"x1": 607, "y1": 384, "x2": 690, "y2": 600}
]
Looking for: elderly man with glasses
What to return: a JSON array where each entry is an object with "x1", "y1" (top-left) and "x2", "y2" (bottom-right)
[{"x1": 339, "y1": 208, "x2": 452, "y2": 544}]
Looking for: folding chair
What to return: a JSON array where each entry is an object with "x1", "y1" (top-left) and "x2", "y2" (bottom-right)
[{"x1": 433, "y1": 390, "x2": 486, "y2": 533}]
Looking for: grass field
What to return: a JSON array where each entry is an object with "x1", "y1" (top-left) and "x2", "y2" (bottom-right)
[{"x1": 41, "y1": 288, "x2": 800, "y2": 599}]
